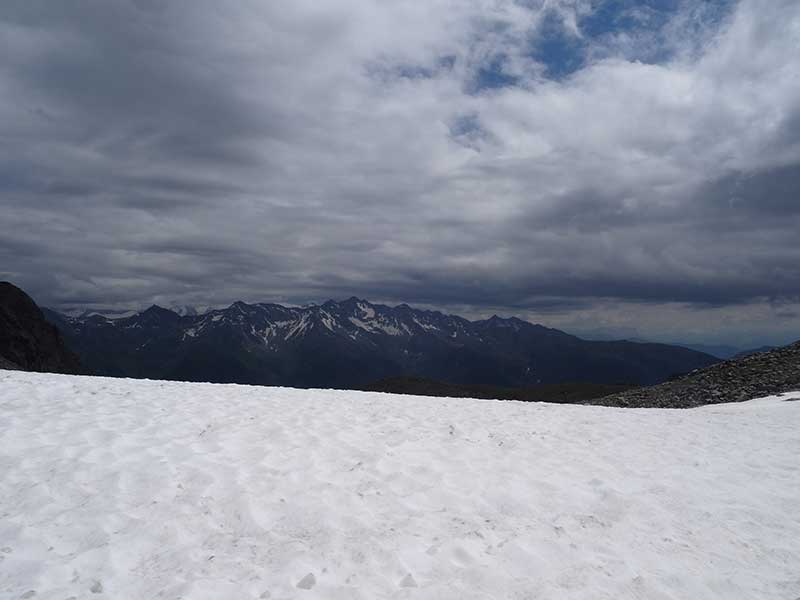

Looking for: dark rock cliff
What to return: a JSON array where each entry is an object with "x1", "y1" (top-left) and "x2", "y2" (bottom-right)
[{"x1": 0, "y1": 282, "x2": 82, "y2": 374}]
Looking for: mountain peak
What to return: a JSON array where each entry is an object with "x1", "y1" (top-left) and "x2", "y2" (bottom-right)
[
  {"x1": 143, "y1": 304, "x2": 171, "y2": 314},
  {"x1": 340, "y1": 296, "x2": 370, "y2": 306},
  {"x1": 486, "y1": 314, "x2": 511, "y2": 324},
  {"x1": 135, "y1": 305, "x2": 180, "y2": 322}
]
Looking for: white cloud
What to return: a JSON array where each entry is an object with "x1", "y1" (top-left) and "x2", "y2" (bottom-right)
[{"x1": 1, "y1": 0, "x2": 799, "y2": 344}]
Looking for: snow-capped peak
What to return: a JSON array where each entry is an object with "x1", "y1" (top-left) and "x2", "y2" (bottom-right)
[{"x1": 168, "y1": 304, "x2": 201, "y2": 317}]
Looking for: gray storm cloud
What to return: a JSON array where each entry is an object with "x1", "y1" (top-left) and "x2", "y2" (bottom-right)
[{"x1": 1, "y1": 0, "x2": 799, "y2": 346}]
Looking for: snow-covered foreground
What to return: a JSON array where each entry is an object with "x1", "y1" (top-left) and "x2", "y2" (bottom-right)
[{"x1": 1, "y1": 372, "x2": 799, "y2": 600}]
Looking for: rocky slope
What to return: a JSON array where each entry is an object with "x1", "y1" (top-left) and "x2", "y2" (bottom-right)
[
  {"x1": 0, "y1": 282, "x2": 82, "y2": 374},
  {"x1": 592, "y1": 341, "x2": 800, "y2": 408}
]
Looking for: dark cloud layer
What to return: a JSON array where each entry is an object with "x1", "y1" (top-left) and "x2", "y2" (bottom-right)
[{"x1": 1, "y1": 0, "x2": 799, "y2": 346}]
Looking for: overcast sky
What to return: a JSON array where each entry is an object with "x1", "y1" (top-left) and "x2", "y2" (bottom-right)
[{"x1": 1, "y1": 0, "x2": 799, "y2": 347}]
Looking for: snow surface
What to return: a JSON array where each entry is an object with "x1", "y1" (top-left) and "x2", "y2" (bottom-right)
[{"x1": 1, "y1": 371, "x2": 799, "y2": 600}]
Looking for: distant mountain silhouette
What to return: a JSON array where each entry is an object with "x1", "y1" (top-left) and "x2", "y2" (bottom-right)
[
  {"x1": 734, "y1": 345, "x2": 777, "y2": 358},
  {"x1": 45, "y1": 297, "x2": 717, "y2": 388},
  {"x1": 0, "y1": 282, "x2": 81, "y2": 374},
  {"x1": 672, "y1": 343, "x2": 743, "y2": 359}
]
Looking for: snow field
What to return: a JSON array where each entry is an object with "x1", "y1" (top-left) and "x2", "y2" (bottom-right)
[{"x1": 0, "y1": 371, "x2": 799, "y2": 599}]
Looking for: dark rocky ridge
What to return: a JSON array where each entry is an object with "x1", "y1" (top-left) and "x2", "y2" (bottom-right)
[
  {"x1": 0, "y1": 282, "x2": 82, "y2": 374},
  {"x1": 0, "y1": 355, "x2": 21, "y2": 370},
  {"x1": 362, "y1": 376, "x2": 637, "y2": 404},
  {"x1": 591, "y1": 341, "x2": 800, "y2": 408}
]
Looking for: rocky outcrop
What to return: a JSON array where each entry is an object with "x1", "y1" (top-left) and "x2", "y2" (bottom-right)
[
  {"x1": 0, "y1": 282, "x2": 82, "y2": 374},
  {"x1": 0, "y1": 355, "x2": 21, "y2": 370},
  {"x1": 592, "y1": 341, "x2": 800, "y2": 408}
]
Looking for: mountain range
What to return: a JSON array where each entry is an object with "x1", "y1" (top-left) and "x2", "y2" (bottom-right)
[{"x1": 43, "y1": 297, "x2": 718, "y2": 389}]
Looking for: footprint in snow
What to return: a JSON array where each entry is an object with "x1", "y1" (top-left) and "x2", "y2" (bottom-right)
[
  {"x1": 399, "y1": 573, "x2": 418, "y2": 588},
  {"x1": 296, "y1": 573, "x2": 316, "y2": 590}
]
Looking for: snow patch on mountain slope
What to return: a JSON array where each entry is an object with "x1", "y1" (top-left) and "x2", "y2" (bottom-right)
[
  {"x1": 348, "y1": 315, "x2": 409, "y2": 336},
  {"x1": 285, "y1": 314, "x2": 311, "y2": 340},
  {"x1": 1, "y1": 371, "x2": 798, "y2": 600},
  {"x1": 376, "y1": 320, "x2": 410, "y2": 336},
  {"x1": 182, "y1": 327, "x2": 198, "y2": 340},
  {"x1": 320, "y1": 311, "x2": 338, "y2": 332},
  {"x1": 259, "y1": 320, "x2": 294, "y2": 348},
  {"x1": 357, "y1": 302, "x2": 375, "y2": 319},
  {"x1": 412, "y1": 316, "x2": 439, "y2": 331}
]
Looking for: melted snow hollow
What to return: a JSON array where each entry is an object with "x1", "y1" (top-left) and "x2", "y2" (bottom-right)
[{"x1": 1, "y1": 371, "x2": 799, "y2": 600}]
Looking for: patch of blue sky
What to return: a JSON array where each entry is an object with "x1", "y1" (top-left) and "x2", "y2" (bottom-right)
[
  {"x1": 473, "y1": 55, "x2": 520, "y2": 91},
  {"x1": 449, "y1": 113, "x2": 482, "y2": 137},
  {"x1": 448, "y1": 113, "x2": 491, "y2": 150},
  {"x1": 373, "y1": 0, "x2": 737, "y2": 92},
  {"x1": 528, "y1": 0, "x2": 738, "y2": 80},
  {"x1": 580, "y1": 0, "x2": 682, "y2": 38},
  {"x1": 370, "y1": 54, "x2": 457, "y2": 83},
  {"x1": 532, "y1": 9, "x2": 589, "y2": 80}
]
